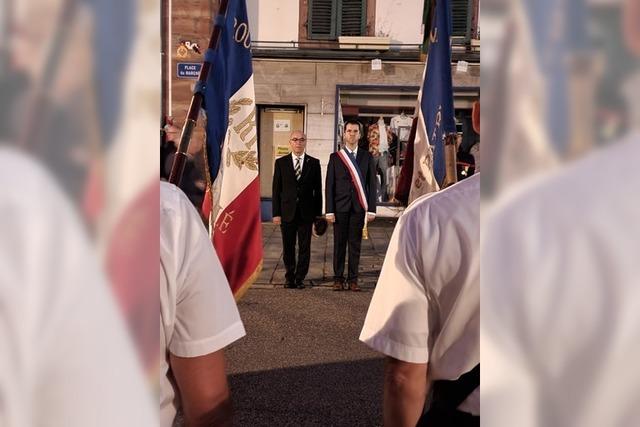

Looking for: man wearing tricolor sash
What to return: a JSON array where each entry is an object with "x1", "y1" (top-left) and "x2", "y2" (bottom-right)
[{"x1": 326, "y1": 120, "x2": 377, "y2": 291}]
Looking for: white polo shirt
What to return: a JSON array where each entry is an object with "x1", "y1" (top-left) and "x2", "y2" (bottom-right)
[
  {"x1": 0, "y1": 147, "x2": 156, "y2": 426},
  {"x1": 160, "y1": 182, "x2": 245, "y2": 427},
  {"x1": 360, "y1": 173, "x2": 479, "y2": 415},
  {"x1": 482, "y1": 133, "x2": 640, "y2": 426}
]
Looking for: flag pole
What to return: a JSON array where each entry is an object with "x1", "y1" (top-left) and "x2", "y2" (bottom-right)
[
  {"x1": 441, "y1": 132, "x2": 458, "y2": 188},
  {"x1": 168, "y1": 0, "x2": 230, "y2": 186},
  {"x1": 19, "y1": 0, "x2": 78, "y2": 150},
  {"x1": 394, "y1": 117, "x2": 418, "y2": 206}
]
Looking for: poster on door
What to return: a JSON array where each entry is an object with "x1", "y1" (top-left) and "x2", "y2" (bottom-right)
[{"x1": 274, "y1": 119, "x2": 291, "y2": 132}]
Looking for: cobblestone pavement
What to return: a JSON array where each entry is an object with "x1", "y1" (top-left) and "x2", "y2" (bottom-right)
[{"x1": 256, "y1": 219, "x2": 397, "y2": 289}]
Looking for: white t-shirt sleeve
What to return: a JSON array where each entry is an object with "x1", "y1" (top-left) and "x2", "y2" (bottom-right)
[
  {"x1": 359, "y1": 208, "x2": 431, "y2": 364},
  {"x1": 162, "y1": 184, "x2": 245, "y2": 358}
]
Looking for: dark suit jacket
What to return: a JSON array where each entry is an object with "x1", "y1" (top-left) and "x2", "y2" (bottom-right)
[
  {"x1": 272, "y1": 153, "x2": 323, "y2": 223},
  {"x1": 326, "y1": 148, "x2": 377, "y2": 215}
]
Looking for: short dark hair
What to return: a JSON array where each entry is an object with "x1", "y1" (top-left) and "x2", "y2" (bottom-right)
[{"x1": 344, "y1": 120, "x2": 362, "y2": 133}]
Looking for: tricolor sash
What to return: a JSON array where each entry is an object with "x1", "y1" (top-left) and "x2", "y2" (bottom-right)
[{"x1": 337, "y1": 149, "x2": 368, "y2": 211}]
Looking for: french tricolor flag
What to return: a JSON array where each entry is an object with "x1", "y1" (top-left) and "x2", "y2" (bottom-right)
[{"x1": 201, "y1": 0, "x2": 263, "y2": 299}]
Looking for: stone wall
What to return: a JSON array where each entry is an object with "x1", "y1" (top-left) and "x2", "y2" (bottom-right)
[
  {"x1": 168, "y1": 0, "x2": 212, "y2": 154},
  {"x1": 253, "y1": 58, "x2": 480, "y2": 186}
]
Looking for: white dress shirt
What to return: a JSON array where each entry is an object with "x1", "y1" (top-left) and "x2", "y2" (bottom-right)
[
  {"x1": 344, "y1": 146, "x2": 358, "y2": 157},
  {"x1": 291, "y1": 152, "x2": 305, "y2": 173}
]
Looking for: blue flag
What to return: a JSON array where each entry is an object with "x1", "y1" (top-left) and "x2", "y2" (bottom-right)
[
  {"x1": 523, "y1": 0, "x2": 588, "y2": 155},
  {"x1": 422, "y1": 0, "x2": 456, "y2": 185},
  {"x1": 88, "y1": 0, "x2": 135, "y2": 145},
  {"x1": 204, "y1": 0, "x2": 254, "y2": 182}
]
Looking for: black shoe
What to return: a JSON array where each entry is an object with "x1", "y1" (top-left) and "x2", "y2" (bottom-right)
[
  {"x1": 295, "y1": 281, "x2": 305, "y2": 289},
  {"x1": 284, "y1": 282, "x2": 296, "y2": 289}
]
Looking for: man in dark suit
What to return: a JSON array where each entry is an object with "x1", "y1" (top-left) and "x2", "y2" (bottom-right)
[
  {"x1": 272, "y1": 130, "x2": 323, "y2": 289},
  {"x1": 326, "y1": 120, "x2": 377, "y2": 291}
]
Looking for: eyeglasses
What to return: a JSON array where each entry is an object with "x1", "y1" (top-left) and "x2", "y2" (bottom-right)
[{"x1": 290, "y1": 137, "x2": 306, "y2": 143}]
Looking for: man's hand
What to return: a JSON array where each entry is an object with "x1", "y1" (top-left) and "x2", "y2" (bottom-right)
[
  {"x1": 326, "y1": 214, "x2": 335, "y2": 223},
  {"x1": 273, "y1": 216, "x2": 281, "y2": 225},
  {"x1": 367, "y1": 213, "x2": 376, "y2": 223}
]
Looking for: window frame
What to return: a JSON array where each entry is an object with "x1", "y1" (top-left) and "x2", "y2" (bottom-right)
[{"x1": 307, "y1": 0, "x2": 367, "y2": 40}]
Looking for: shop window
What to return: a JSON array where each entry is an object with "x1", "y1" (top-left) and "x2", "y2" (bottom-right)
[
  {"x1": 337, "y1": 86, "x2": 479, "y2": 206},
  {"x1": 308, "y1": 0, "x2": 366, "y2": 40}
]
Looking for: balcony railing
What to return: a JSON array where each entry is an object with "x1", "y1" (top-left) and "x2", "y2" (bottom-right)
[{"x1": 250, "y1": 39, "x2": 479, "y2": 62}]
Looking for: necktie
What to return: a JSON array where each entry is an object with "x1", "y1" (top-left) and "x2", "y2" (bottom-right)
[{"x1": 295, "y1": 157, "x2": 301, "y2": 180}]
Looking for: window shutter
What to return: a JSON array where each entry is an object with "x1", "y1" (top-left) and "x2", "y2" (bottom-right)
[
  {"x1": 339, "y1": 0, "x2": 366, "y2": 37},
  {"x1": 309, "y1": 0, "x2": 337, "y2": 39},
  {"x1": 451, "y1": 0, "x2": 471, "y2": 40}
]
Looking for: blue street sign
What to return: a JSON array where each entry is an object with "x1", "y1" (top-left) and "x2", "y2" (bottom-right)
[{"x1": 177, "y1": 63, "x2": 202, "y2": 79}]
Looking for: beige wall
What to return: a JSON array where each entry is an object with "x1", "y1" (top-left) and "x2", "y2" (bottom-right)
[
  {"x1": 254, "y1": 58, "x2": 479, "y2": 214},
  {"x1": 247, "y1": 0, "x2": 299, "y2": 44},
  {"x1": 253, "y1": 58, "x2": 479, "y2": 174},
  {"x1": 247, "y1": 0, "x2": 427, "y2": 46},
  {"x1": 375, "y1": 0, "x2": 425, "y2": 45}
]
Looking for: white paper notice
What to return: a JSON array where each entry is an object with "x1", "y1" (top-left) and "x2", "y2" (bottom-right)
[{"x1": 274, "y1": 119, "x2": 291, "y2": 132}]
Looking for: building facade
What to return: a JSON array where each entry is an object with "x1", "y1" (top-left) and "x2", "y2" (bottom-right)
[{"x1": 162, "y1": 0, "x2": 480, "y2": 217}]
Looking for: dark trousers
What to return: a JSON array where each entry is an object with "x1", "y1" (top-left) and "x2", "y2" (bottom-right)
[
  {"x1": 417, "y1": 408, "x2": 479, "y2": 427},
  {"x1": 280, "y1": 210, "x2": 312, "y2": 284},
  {"x1": 417, "y1": 364, "x2": 480, "y2": 427},
  {"x1": 333, "y1": 211, "x2": 365, "y2": 282}
]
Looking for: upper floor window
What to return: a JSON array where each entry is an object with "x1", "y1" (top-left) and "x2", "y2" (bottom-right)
[
  {"x1": 422, "y1": 0, "x2": 475, "y2": 45},
  {"x1": 451, "y1": 0, "x2": 472, "y2": 41},
  {"x1": 308, "y1": 0, "x2": 366, "y2": 40}
]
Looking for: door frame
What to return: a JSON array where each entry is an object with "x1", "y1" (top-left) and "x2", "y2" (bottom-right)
[{"x1": 257, "y1": 104, "x2": 307, "y2": 220}]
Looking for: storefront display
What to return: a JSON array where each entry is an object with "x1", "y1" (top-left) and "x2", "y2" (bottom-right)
[{"x1": 337, "y1": 85, "x2": 479, "y2": 207}]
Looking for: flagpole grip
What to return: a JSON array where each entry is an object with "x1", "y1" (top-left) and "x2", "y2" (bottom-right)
[
  {"x1": 19, "y1": 0, "x2": 78, "y2": 150},
  {"x1": 168, "y1": 152, "x2": 187, "y2": 185},
  {"x1": 168, "y1": 116, "x2": 197, "y2": 185},
  {"x1": 442, "y1": 132, "x2": 458, "y2": 189}
]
